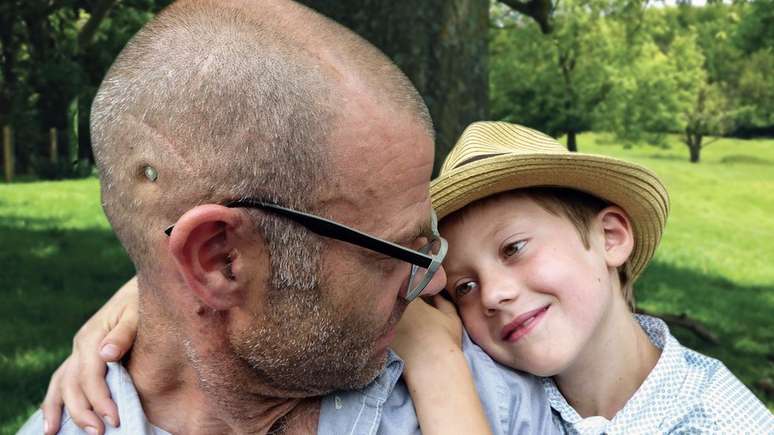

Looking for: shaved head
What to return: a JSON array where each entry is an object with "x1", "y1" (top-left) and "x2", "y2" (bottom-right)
[{"x1": 91, "y1": 0, "x2": 431, "y2": 280}]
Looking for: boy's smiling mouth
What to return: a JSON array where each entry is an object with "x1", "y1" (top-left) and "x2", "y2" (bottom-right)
[{"x1": 501, "y1": 305, "x2": 550, "y2": 342}]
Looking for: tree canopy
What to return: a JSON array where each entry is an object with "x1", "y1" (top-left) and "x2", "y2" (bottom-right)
[
  {"x1": 490, "y1": 0, "x2": 773, "y2": 161},
  {"x1": 1, "y1": 0, "x2": 771, "y2": 177}
]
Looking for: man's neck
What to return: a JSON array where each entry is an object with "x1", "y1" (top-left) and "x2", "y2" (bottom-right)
[
  {"x1": 127, "y1": 323, "x2": 320, "y2": 435},
  {"x1": 554, "y1": 301, "x2": 661, "y2": 420}
]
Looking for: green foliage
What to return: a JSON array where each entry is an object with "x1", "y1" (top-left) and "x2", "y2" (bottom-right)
[
  {"x1": 734, "y1": 0, "x2": 774, "y2": 55},
  {"x1": 597, "y1": 32, "x2": 705, "y2": 145},
  {"x1": 489, "y1": 12, "x2": 568, "y2": 135},
  {"x1": 490, "y1": 0, "x2": 721, "y2": 149},
  {"x1": 735, "y1": 49, "x2": 774, "y2": 131},
  {"x1": 490, "y1": 0, "x2": 629, "y2": 140},
  {"x1": 492, "y1": 0, "x2": 772, "y2": 160},
  {"x1": 643, "y1": 2, "x2": 772, "y2": 137},
  {"x1": 0, "y1": 1, "x2": 169, "y2": 179}
]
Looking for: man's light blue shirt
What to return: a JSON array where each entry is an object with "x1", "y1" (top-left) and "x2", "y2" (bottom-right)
[
  {"x1": 20, "y1": 332, "x2": 558, "y2": 434},
  {"x1": 319, "y1": 332, "x2": 557, "y2": 434}
]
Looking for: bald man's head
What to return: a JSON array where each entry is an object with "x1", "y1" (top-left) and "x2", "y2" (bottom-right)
[{"x1": 91, "y1": 0, "x2": 432, "y2": 280}]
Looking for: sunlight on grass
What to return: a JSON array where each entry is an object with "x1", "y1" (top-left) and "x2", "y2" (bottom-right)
[{"x1": 0, "y1": 348, "x2": 65, "y2": 372}]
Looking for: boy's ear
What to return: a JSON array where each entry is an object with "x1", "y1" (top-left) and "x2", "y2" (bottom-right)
[
  {"x1": 597, "y1": 206, "x2": 634, "y2": 268},
  {"x1": 167, "y1": 204, "x2": 260, "y2": 311}
]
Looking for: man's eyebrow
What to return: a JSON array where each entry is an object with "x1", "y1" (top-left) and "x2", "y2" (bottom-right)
[
  {"x1": 358, "y1": 220, "x2": 432, "y2": 264},
  {"x1": 394, "y1": 218, "x2": 434, "y2": 247}
]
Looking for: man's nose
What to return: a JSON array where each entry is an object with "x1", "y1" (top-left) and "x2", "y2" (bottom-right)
[{"x1": 419, "y1": 265, "x2": 448, "y2": 297}]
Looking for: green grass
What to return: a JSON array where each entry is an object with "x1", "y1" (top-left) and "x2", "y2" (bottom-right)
[
  {"x1": 0, "y1": 179, "x2": 134, "y2": 434},
  {"x1": 1, "y1": 136, "x2": 772, "y2": 432}
]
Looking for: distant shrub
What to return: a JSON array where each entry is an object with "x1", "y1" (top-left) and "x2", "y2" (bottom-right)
[{"x1": 720, "y1": 155, "x2": 772, "y2": 165}]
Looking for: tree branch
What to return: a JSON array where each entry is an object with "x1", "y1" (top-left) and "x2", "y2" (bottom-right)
[
  {"x1": 77, "y1": 0, "x2": 118, "y2": 50},
  {"x1": 636, "y1": 308, "x2": 719, "y2": 344},
  {"x1": 498, "y1": 0, "x2": 554, "y2": 34},
  {"x1": 702, "y1": 136, "x2": 722, "y2": 147}
]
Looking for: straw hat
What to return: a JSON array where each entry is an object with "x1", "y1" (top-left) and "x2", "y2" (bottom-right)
[{"x1": 430, "y1": 121, "x2": 669, "y2": 281}]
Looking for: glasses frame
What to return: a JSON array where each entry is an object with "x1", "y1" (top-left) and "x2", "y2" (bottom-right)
[{"x1": 164, "y1": 198, "x2": 447, "y2": 301}]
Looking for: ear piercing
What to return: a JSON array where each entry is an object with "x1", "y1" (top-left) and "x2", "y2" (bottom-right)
[{"x1": 144, "y1": 165, "x2": 158, "y2": 182}]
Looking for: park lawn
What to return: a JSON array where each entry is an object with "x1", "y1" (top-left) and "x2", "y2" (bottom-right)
[
  {"x1": 0, "y1": 179, "x2": 134, "y2": 434},
  {"x1": 0, "y1": 135, "x2": 772, "y2": 432}
]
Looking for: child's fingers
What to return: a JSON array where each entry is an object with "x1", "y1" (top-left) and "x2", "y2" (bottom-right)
[
  {"x1": 99, "y1": 307, "x2": 138, "y2": 362},
  {"x1": 41, "y1": 363, "x2": 65, "y2": 435}
]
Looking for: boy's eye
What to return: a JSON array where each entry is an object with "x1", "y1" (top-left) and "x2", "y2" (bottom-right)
[
  {"x1": 503, "y1": 240, "x2": 527, "y2": 258},
  {"x1": 455, "y1": 281, "x2": 478, "y2": 298}
]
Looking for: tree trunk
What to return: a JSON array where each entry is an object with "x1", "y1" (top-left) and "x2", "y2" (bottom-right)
[
  {"x1": 0, "y1": 3, "x2": 19, "y2": 127},
  {"x1": 689, "y1": 140, "x2": 701, "y2": 163},
  {"x1": 300, "y1": 0, "x2": 490, "y2": 174},
  {"x1": 567, "y1": 130, "x2": 578, "y2": 152},
  {"x1": 558, "y1": 45, "x2": 579, "y2": 152},
  {"x1": 684, "y1": 129, "x2": 702, "y2": 163},
  {"x1": 3, "y1": 125, "x2": 13, "y2": 182}
]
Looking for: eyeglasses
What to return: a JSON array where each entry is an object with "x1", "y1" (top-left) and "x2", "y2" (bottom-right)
[{"x1": 164, "y1": 198, "x2": 447, "y2": 301}]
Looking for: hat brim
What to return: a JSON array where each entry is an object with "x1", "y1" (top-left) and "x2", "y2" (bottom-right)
[{"x1": 430, "y1": 152, "x2": 669, "y2": 281}]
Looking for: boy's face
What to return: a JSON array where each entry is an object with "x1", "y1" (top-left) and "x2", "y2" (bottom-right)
[{"x1": 440, "y1": 195, "x2": 624, "y2": 377}]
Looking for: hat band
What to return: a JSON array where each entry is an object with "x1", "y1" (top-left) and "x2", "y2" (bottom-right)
[{"x1": 452, "y1": 152, "x2": 508, "y2": 170}]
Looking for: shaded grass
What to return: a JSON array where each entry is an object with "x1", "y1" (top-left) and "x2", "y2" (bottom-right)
[{"x1": 0, "y1": 179, "x2": 134, "y2": 434}]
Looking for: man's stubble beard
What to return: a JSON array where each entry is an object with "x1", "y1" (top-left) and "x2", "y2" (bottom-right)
[{"x1": 229, "y1": 273, "x2": 408, "y2": 397}]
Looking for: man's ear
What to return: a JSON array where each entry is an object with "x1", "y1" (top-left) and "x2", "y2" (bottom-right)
[
  {"x1": 596, "y1": 206, "x2": 634, "y2": 268},
  {"x1": 167, "y1": 204, "x2": 256, "y2": 311}
]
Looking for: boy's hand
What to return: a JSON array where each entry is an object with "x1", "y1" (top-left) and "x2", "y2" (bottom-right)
[
  {"x1": 41, "y1": 277, "x2": 140, "y2": 435},
  {"x1": 391, "y1": 295, "x2": 463, "y2": 367},
  {"x1": 392, "y1": 296, "x2": 493, "y2": 435}
]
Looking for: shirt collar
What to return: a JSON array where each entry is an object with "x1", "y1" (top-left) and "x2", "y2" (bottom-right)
[
  {"x1": 542, "y1": 315, "x2": 688, "y2": 429},
  {"x1": 316, "y1": 350, "x2": 405, "y2": 434},
  {"x1": 361, "y1": 349, "x2": 405, "y2": 400}
]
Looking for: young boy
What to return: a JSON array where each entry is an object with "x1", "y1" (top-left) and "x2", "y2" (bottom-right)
[{"x1": 416, "y1": 121, "x2": 773, "y2": 433}]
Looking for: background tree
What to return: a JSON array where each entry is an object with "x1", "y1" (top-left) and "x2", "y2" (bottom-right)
[
  {"x1": 491, "y1": 0, "x2": 654, "y2": 151},
  {"x1": 0, "y1": 0, "x2": 171, "y2": 177},
  {"x1": 732, "y1": 0, "x2": 774, "y2": 137},
  {"x1": 2, "y1": 0, "x2": 772, "y2": 175},
  {"x1": 490, "y1": 0, "x2": 770, "y2": 162},
  {"x1": 301, "y1": 0, "x2": 490, "y2": 172},
  {"x1": 1, "y1": 0, "x2": 489, "y2": 177},
  {"x1": 681, "y1": 81, "x2": 733, "y2": 162},
  {"x1": 646, "y1": 3, "x2": 754, "y2": 162}
]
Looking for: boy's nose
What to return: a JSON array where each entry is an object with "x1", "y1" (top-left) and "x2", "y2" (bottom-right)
[{"x1": 481, "y1": 276, "x2": 520, "y2": 314}]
